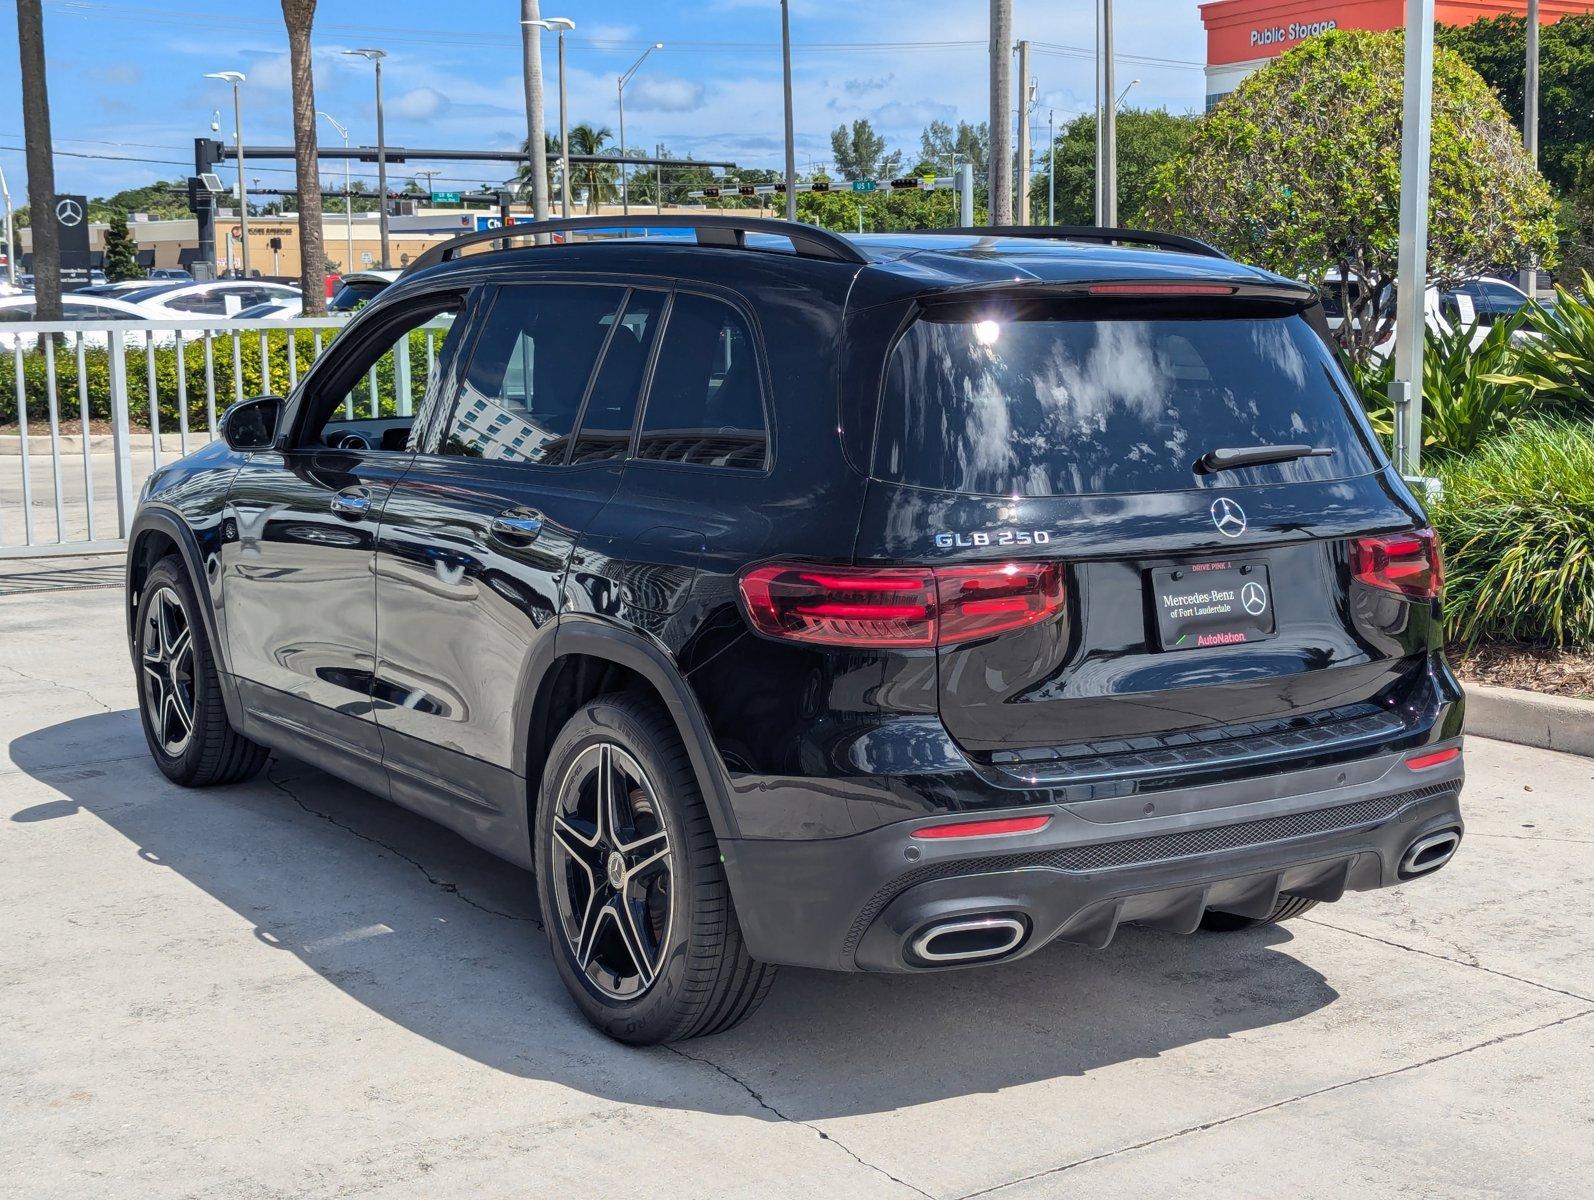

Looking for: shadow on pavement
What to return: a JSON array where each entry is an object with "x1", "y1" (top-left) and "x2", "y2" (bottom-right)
[{"x1": 11, "y1": 710, "x2": 1340, "y2": 1120}]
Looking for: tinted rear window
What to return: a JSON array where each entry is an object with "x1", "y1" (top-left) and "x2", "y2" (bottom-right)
[{"x1": 875, "y1": 312, "x2": 1375, "y2": 496}]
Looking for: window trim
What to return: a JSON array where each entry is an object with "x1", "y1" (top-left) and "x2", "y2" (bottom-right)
[
  {"x1": 627, "y1": 283, "x2": 774, "y2": 476},
  {"x1": 566, "y1": 285, "x2": 670, "y2": 466}
]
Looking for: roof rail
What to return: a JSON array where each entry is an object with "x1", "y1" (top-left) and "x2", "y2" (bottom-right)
[
  {"x1": 924, "y1": 225, "x2": 1229, "y2": 260},
  {"x1": 403, "y1": 213, "x2": 869, "y2": 275}
]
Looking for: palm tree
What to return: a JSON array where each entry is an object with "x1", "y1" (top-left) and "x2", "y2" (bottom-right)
[
  {"x1": 515, "y1": 133, "x2": 559, "y2": 202},
  {"x1": 570, "y1": 124, "x2": 618, "y2": 214},
  {"x1": 519, "y1": 0, "x2": 549, "y2": 222},
  {"x1": 16, "y1": 0, "x2": 60, "y2": 321},
  {"x1": 281, "y1": 0, "x2": 325, "y2": 314}
]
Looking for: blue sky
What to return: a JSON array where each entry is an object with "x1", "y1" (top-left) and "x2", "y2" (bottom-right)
[{"x1": 1, "y1": 0, "x2": 1209, "y2": 201}]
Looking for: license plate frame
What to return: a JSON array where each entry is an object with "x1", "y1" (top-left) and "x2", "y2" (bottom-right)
[{"x1": 1150, "y1": 559, "x2": 1276, "y2": 651}]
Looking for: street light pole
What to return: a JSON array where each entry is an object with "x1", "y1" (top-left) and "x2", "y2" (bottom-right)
[
  {"x1": 1390, "y1": 0, "x2": 1436, "y2": 478},
  {"x1": 205, "y1": 70, "x2": 248, "y2": 276},
  {"x1": 1046, "y1": 109, "x2": 1055, "y2": 226},
  {"x1": 780, "y1": 0, "x2": 797, "y2": 220},
  {"x1": 345, "y1": 49, "x2": 390, "y2": 268},
  {"x1": 317, "y1": 111, "x2": 354, "y2": 273},
  {"x1": 1098, "y1": 0, "x2": 1117, "y2": 226},
  {"x1": 524, "y1": 18, "x2": 576, "y2": 220},
  {"x1": 618, "y1": 43, "x2": 664, "y2": 217}
]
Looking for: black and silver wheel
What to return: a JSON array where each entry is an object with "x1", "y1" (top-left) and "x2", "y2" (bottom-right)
[
  {"x1": 534, "y1": 693, "x2": 776, "y2": 1044},
  {"x1": 133, "y1": 557, "x2": 268, "y2": 788}
]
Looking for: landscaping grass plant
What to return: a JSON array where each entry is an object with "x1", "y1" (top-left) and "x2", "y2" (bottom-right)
[{"x1": 1431, "y1": 420, "x2": 1594, "y2": 649}]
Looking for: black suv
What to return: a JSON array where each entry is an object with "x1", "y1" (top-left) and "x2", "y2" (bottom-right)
[{"x1": 126, "y1": 216, "x2": 1465, "y2": 1044}]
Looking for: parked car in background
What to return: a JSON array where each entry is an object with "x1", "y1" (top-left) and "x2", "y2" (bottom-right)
[
  {"x1": 77, "y1": 280, "x2": 164, "y2": 299},
  {"x1": 149, "y1": 267, "x2": 194, "y2": 281},
  {"x1": 126, "y1": 280, "x2": 300, "y2": 319},
  {"x1": 328, "y1": 268, "x2": 398, "y2": 312},
  {"x1": 1438, "y1": 276, "x2": 1531, "y2": 327},
  {"x1": 231, "y1": 297, "x2": 304, "y2": 321},
  {"x1": 0, "y1": 292, "x2": 147, "y2": 351},
  {"x1": 127, "y1": 216, "x2": 1464, "y2": 1045}
]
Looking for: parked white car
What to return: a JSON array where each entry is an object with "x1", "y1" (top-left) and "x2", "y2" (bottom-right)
[
  {"x1": 231, "y1": 297, "x2": 304, "y2": 320},
  {"x1": 1319, "y1": 273, "x2": 1537, "y2": 358},
  {"x1": 127, "y1": 280, "x2": 300, "y2": 319},
  {"x1": 0, "y1": 293, "x2": 149, "y2": 352}
]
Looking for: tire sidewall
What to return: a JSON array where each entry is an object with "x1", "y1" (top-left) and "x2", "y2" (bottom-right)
[
  {"x1": 533, "y1": 697, "x2": 704, "y2": 1044},
  {"x1": 134, "y1": 559, "x2": 212, "y2": 782}
]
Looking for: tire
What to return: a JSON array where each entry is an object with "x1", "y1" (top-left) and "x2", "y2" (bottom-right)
[
  {"x1": 134, "y1": 556, "x2": 268, "y2": 788},
  {"x1": 1199, "y1": 894, "x2": 1319, "y2": 932},
  {"x1": 534, "y1": 693, "x2": 776, "y2": 1045}
]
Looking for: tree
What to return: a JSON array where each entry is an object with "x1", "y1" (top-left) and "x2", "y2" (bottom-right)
[
  {"x1": 1437, "y1": 14, "x2": 1594, "y2": 194},
  {"x1": 87, "y1": 180, "x2": 192, "y2": 223},
  {"x1": 567, "y1": 123, "x2": 618, "y2": 213},
  {"x1": 1147, "y1": 30, "x2": 1557, "y2": 361},
  {"x1": 829, "y1": 119, "x2": 900, "y2": 181},
  {"x1": 16, "y1": 0, "x2": 60, "y2": 320},
  {"x1": 281, "y1": 0, "x2": 325, "y2": 314},
  {"x1": 102, "y1": 212, "x2": 139, "y2": 281},
  {"x1": 1033, "y1": 109, "x2": 1196, "y2": 226},
  {"x1": 919, "y1": 120, "x2": 989, "y2": 176}
]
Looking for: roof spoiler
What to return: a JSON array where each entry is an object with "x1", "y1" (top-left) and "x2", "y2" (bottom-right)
[
  {"x1": 921, "y1": 225, "x2": 1229, "y2": 261},
  {"x1": 402, "y1": 213, "x2": 869, "y2": 275},
  {"x1": 914, "y1": 276, "x2": 1319, "y2": 310}
]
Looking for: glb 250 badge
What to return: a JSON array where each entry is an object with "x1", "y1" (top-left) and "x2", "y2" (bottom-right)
[{"x1": 934, "y1": 530, "x2": 1052, "y2": 548}]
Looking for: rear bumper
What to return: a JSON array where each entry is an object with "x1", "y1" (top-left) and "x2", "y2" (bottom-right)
[{"x1": 719, "y1": 744, "x2": 1464, "y2": 972}]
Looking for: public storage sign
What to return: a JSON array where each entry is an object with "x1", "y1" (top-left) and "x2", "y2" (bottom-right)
[{"x1": 1200, "y1": 0, "x2": 1407, "y2": 67}]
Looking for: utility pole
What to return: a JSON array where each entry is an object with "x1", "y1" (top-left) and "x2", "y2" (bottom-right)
[
  {"x1": 519, "y1": 0, "x2": 550, "y2": 225},
  {"x1": 780, "y1": 0, "x2": 798, "y2": 221},
  {"x1": 17, "y1": 0, "x2": 61, "y2": 318},
  {"x1": 1390, "y1": 0, "x2": 1436, "y2": 478},
  {"x1": 1521, "y1": 0, "x2": 1540, "y2": 294},
  {"x1": 1046, "y1": 109, "x2": 1055, "y2": 226},
  {"x1": 1015, "y1": 40, "x2": 1031, "y2": 225},
  {"x1": 989, "y1": 0, "x2": 1013, "y2": 224},
  {"x1": 1098, "y1": 0, "x2": 1117, "y2": 225}
]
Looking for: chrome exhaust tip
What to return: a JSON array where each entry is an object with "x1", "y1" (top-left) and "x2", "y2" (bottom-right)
[
  {"x1": 909, "y1": 916, "x2": 1027, "y2": 964},
  {"x1": 1400, "y1": 828, "x2": 1461, "y2": 877}
]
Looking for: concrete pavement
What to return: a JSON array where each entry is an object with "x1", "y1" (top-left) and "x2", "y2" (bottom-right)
[{"x1": 1, "y1": 583, "x2": 1590, "y2": 1199}]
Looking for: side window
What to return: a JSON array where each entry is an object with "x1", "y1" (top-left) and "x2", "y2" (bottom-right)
[
  {"x1": 168, "y1": 292, "x2": 227, "y2": 315},
  {"x1": 307, "y1": 298, "x2": 462, "y2": 449},
  {"x1": 570, "y1": 290, "x2": 667, "y2": 463},
  {"x1": 637, "y1": 293, "x2": 767, "y2": 470},
  {"x1": 442, "y1": 284, "x2": 625, "y2": 464}
]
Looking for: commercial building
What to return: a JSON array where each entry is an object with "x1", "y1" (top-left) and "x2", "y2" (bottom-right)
[{"x1": 1201, "y1": 0, "x2": 1594, "y2": 107}]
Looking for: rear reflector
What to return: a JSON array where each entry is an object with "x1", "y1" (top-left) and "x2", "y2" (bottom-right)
[
  {"x1": 1351, "y1": 528, "x2": 1443, "y2": 601},
  {"x1": 1406, "y1": 746, "x2": 1461, "y2": 771},
  {"x1": 739, "y1": 561, "x2": 1065, "y2": 648},
  {"x1": 910, "y1": 815, "x2": 1052, "y2": 840},
  {"x1": 1087, "y1": 282, "x2": 1236, "y2": 297}
]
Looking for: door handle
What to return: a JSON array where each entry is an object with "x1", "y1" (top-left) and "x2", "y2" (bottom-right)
[
  {"x1": 330, "y1": 487, "x2": 373, "y2": 518},
  {"x1": 489, "y1": 508, "x2": 544, "y2": 542}
]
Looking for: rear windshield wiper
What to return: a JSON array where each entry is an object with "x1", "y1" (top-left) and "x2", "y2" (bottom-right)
[{"x1": 1198, "y1": 444, "x2": 1337, "y2": 472}]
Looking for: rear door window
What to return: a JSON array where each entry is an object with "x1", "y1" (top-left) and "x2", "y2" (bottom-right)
[
  {"x1": 875, "y1": 311, "x2": 1376, "y2": 496},
  {"x1": 442, "y1": 284, "x2": 626, "y2": 464},
  {"x1": 570, "y1": 289, "x2": 666, "y2": 463},
  {"x1": 636, "y1": 293, "x2": 767, "y2": 471}
]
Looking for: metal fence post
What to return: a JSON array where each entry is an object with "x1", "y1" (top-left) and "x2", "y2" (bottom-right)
[{"x1": 107, "y1": 333, "x2": 137, "y2": 538}]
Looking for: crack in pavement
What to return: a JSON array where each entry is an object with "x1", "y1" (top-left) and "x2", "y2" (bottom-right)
[
  {"x1": 664, "y1": 1045, "x2": 936, "y2": 1200},
  {"x1": 1465, "y1": 832, "x2": 1594, "y2": 846},
  {"x1": 952, "y1": 1007, "x2": 1594, "y2": 1199},
  {"x1": 264, "y1": 765, "x2": 542, "y2": 929},
  {"x1": 1298, "y1": 915, "x2": 1594, "y2": 1005},
  {"x1": 0, "y1": 661, "x2": 116, "y2": 713}
]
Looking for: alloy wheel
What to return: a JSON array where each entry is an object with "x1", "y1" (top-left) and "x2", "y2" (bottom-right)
[
  {"x1": 550, "y1": 742, "x2": 673, "y2": 1000},
  {"x1": 141, "y1": 587, "x2": 196, "y2": 757}
]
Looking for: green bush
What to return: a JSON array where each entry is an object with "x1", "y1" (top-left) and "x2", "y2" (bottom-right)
[
  {"x1": 1510, "y1": 272, "x2": 1594, "y2": 417},
  {"x1": 1347, "y1": 316, "x2": 1537, "y2": 459},
  {"x1": 0, "y1": 324, "x2": 441, "y2": 431},
  {"x1": 1431, "y1": 420, "x2": 1594, "y2": 648}
]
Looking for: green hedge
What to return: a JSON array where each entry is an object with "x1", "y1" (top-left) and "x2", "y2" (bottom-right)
[
  {"x1": 0, "y1": 327, "x2": 437, "y2": 430},
  {"x1": 1432, "y1": 420, "x2": 1594, "y2": 649}
]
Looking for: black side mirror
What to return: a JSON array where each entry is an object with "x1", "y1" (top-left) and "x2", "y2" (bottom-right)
[{"x1": 221, "y1": 396, "x2": 282, "y2": 452}]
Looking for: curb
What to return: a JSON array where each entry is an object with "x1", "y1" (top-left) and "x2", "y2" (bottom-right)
[
  {"x1": 1464, "y1": 682, "x2": 1594, "y2": 758},
  {"x1": 0, "y1": 433, "x2": 214, "y2": 457}
]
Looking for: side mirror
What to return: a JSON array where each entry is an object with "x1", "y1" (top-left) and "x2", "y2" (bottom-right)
[{"x1": 220, "y1": 396, "x2": 282, "y2": 452}]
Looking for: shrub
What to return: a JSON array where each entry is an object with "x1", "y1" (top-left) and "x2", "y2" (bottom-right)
[
  {"x1": 1347, "y1": 316, "x2": 1537, "y2": 459},
  {"x1": 1511, "y1": 272, "x2": 1594, "y2": 417},
  {"x1": 1431, "y1": 420, "x2": 1594, "y2": 648}
]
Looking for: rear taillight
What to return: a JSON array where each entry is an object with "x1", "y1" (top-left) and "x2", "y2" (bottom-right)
[
  {"x1": 1350, "y1": 529, "x2": 1443, "y2": 601},
  {"x1": 738, "y1": 561, "x2": 1065, "y2": 648}
]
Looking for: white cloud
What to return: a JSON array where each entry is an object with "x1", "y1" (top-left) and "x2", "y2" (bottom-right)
[
  {"x1": 390, "y1": 87, "x2": 451, "y2": 120},
  {"x1": 627, "y1": 76, "x2": 706, "y2": 114}
]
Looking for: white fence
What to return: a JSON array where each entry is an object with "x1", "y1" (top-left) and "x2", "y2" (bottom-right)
[{"x1": 1, "y1": 316, "x2": 349, "y2": 558}]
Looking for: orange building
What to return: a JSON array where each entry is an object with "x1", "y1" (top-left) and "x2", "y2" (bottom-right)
[{"x1": 1200, "y1": 0, "x2": 1594, "y2": 106}]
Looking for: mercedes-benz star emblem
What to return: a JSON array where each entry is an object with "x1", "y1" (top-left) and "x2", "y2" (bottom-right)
[
  {"x1": 1211, "y1": 497, "x2": 1247, "y2": 538},
  {"x1": 55, "y1": 198, "x2": 84, "y2": 227},
  {"x1": 1241, "y1": 581, "x2": 1268, "y2": 616}
]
